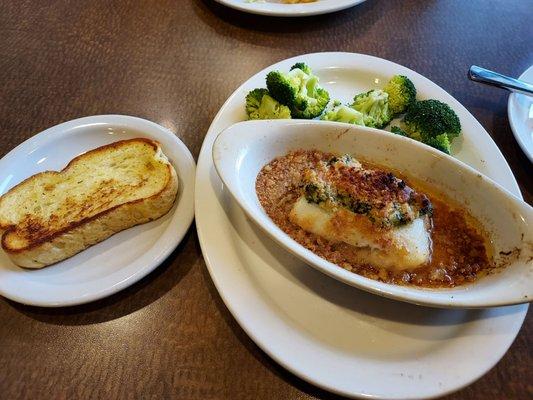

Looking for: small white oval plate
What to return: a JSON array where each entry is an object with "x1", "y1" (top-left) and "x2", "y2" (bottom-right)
[
  {"x1": 214, "y1": 0, "x2": 367, "y2": 17},
  {"x1": 508, "y1": 65, "x2": 533, "y2": 162},
  {"x1": 196, "y1": 52, "x2": 528, "y2": 399},
  {"x1": 0, "y1": 115, "x2": 195, "y2": 307}
]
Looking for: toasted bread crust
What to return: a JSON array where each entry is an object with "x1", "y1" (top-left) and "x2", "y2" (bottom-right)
[
  {"x1": 0, "y1": 139, "x2": 178, "y2": 268},
  {"x1": 0, "y1": 138, "x2": 162, "y2": 230}
]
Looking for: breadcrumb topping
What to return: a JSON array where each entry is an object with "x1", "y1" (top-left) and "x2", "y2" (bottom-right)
[{"x1": 256, "y1": 149, "x2": 492, "y2": 288}]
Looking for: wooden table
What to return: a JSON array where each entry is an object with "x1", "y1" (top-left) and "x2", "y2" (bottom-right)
[{"x1": 0, "y1": 1, "x2": 531, "y2": 398}]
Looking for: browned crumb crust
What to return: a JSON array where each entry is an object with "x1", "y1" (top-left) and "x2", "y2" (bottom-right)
[{"x1": 256, "y1": 149, "x2": 492, "y2": 288}]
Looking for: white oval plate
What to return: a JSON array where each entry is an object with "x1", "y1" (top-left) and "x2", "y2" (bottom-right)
[
  {"x1": 0, "y1": 115, "x2": 196, "y2": 307},
  {"x1": 214, "y1": 0, "x2": 367, "y2": 17},
  {"x1": 508, "y1": 65, "x2": 533, "y2": 163},
  {"x1": 195, "y1": 53, "x2": 528, "y2": 399},
  {"x1": 213, "y1": 120, "x2": 532, "y2": 308}
]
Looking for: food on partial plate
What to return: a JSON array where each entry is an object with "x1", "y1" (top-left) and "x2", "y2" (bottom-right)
[
  {"x1": 244, "y1": 62, "x2": 462, "y2": 154},
  {"x1": 256, "y1": 149, "x2": 493, "y2": 288},
  {"x1": 0, "y1": 139, "x2": 178, "y2": 268}
]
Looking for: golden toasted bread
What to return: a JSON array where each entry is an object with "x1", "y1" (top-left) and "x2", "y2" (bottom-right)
[{"x1": 0, "y1": 138, "x2": 178, "y2": 268}]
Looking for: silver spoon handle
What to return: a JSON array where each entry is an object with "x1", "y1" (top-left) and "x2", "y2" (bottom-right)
[{"x1": 468, "y1": 65, "x2": 533, "y2": 96}]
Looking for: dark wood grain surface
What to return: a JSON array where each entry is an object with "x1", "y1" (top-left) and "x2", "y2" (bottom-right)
[{"x1": 0, "y1": 0, "x2": 531, "y2": 399}]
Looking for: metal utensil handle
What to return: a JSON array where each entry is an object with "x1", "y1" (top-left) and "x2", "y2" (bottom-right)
[{"x1": 468, "y1": 65, "x2": 533, "y2": 96}]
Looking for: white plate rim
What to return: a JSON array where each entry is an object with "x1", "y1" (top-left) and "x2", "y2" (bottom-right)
[
  {"x1": 213, "y1": 0, "x2": 367, "y2": 17},
  {"x1": 0, "y1": 115, "x2": 196, "y2": 307},
  {"x1": 195, "y1": 52, "x2": 528, "y2": 399},
  {"x1": 508, "y1": 64, "x2": 533, "y2": 163}
]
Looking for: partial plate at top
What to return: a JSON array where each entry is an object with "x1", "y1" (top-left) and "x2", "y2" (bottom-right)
[
  {"x1": 508, "y1": 65, "x2": 533, "y2": 162},
  {"x1": 214, "y1": 0, "x2": 367, "y2": 17},
  {"x1": 195, "y1": 52, "x2": 528, "y2": 399},
  {"x1": 0, "y1": 115, "x2": 195, "y2": 307}
]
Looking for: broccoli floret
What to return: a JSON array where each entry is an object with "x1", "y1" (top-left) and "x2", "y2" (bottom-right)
[
  {"x1": 390, "y1": 126, "x2": 409, "y2": 137},
  {"x1": 423, "y1": 133, "x2": 451, "y2": 154},
  {"x1": 266, "y1": 65, "x2": 330, "y2": 119},
  {"x1": 403, "y1": 99, "x2": 461, "y2": 141},
  {"x1": 351, "y1": 90, "x2": 392, "y2": 128},
  {"x1": 290, "y1": 62, "x2": 311, "y2": 75},
  {"x1": 320, "y1": 100, "x2": 365, "y2": 125},
  {"x1": 391, "y1": 124, "x2": 451, "y2": 154},
  {"x1": 245, "y1": 88, "x2": 291, "y2": 120},
  {"x1": 383, "y1": 75, "x2": 417, "y2": 115}
]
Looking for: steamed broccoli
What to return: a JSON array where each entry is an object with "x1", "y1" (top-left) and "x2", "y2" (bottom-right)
[
  {"x1": 391, "y1": 125, "x2": 451, "y2": 153},
  {"x1": 350, "y1": 90, "x2": 392, "y2": 128},
  {"x1": 320, "y1": 100, "x2": 365, "y2": 125},
  {"x1": 245, "y1": 88, "x2": 291, "y2": 120},
  {"x1": 266, "y1": 63, "x2": 330, "y2": 119},
  {"x1": 423, "y1": 133, "x2": 451, "y2": 154},
  {"x1": 390, "y1": 126, "x2": 409, "y2": 137},
  {"x1": 403, "y1": 99, "x2": 461, "y2": 142},
  {"x1": 383, "y1": 75, "x2": 416, "y2": 115},
  {"x1": 290, "y1": 62, "x2": 311, "y2": 75}
]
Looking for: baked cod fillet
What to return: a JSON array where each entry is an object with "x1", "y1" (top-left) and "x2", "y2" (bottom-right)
[
  {"x1": 289, "y1": 155, "x2": 432, "y2": 271},
  {"x1": 0, "y1": 138, "x2": 178, "y2": 268}
]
